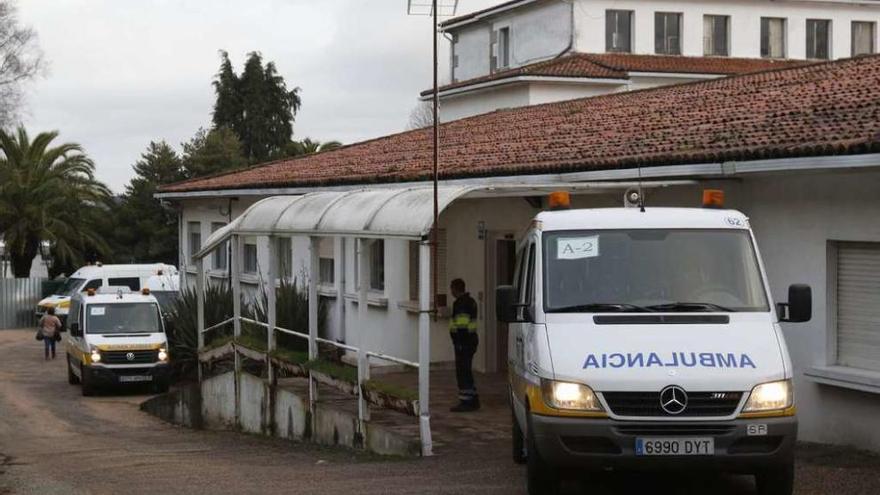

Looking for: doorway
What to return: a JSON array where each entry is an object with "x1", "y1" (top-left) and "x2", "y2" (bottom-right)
[{"x1": 485, "y1": 233, "x2": 517, "y2": 373}]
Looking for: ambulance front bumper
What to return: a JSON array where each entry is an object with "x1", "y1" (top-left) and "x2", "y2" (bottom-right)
[
  {"x1": 530, "y1": 414, "x2": 796, "y2": 473},
  {"x1": 85, "y1": 363, "x2": 171, "y2": 386}
]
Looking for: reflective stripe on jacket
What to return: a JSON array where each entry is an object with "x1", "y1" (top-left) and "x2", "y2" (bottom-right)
[{"x1": 450, "y1": 293, "x2": 478, "y2": 333}]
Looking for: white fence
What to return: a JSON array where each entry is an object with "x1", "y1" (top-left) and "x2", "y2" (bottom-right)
[{"x1": 0, "y1": 278, "x2": 43, "y2": 329}]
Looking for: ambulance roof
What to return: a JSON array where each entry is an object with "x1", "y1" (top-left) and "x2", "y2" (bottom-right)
[
  {"x1": 74, "y1": 292, "x2": 160, "y2": 305},
  {"x1": 70, "y1": 263, "x2": 177, "y2": 279},
  {"x1": 536, "y1": 207, "x2": 749, "y2": 232}
]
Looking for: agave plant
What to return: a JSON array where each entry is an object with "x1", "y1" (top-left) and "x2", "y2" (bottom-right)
[
  {"x1": 248, "y1": 278, "x2": 328, "y2": 354},
  {"x1": 165, "y1": 281, "x2": 238, "y2": 380}
]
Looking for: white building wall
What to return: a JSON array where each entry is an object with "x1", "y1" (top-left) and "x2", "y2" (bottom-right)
[
  {"x1": 440, "y1": 84, "x2": 531, "y2": 121},
  {"x1": 527, "y1": 80, "x2": 625, "y2": 104},
  {"x1": 451, "y1": 0, "x2": 572, "y2": 82},
  {"x1": 573, "y1": 0, "x2": 880, "y2": 60}
]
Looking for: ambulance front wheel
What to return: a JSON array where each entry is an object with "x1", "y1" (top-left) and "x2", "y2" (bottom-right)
[
  {"x1": 512, "y1": 408, "x2": 526, "y2": 464},
  {"x1": 755, "y1": 462, "x2": 794, "y2": 495},
  {"x1": 67, "y1": 354, "x2": 79, "y2": 385},
  {"x1": 526, "y1": 412, "x2": 560, "y2": 495},
  {"x1": 81, "y1": 366, "x2": 96, "y2": 397}
]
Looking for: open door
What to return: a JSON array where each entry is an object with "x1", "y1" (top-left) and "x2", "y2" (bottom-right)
[{"x1": 486, "y1": 234, "x2": 517, "y2": 373}]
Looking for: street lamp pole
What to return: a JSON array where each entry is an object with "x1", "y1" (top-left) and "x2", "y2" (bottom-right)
[{"x1": 431, "y1": 0, "x2": 440, "y2": 316}]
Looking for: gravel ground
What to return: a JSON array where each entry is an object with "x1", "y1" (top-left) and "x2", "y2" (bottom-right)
[{"x1": 1, "y1": 329, "x2": 878, "y2": 495}]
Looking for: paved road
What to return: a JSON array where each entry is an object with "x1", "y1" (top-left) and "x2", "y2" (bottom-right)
[{"x1": 1, "y1": 329, "x2": 878, "y2": 495}]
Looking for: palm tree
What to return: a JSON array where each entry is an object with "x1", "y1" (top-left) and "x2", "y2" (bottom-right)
[
  {"x1": 0, "y1": 127, "x2": 110, "y2": 277},
  {"x1": 284, "y1": 138, "x2": 342, "y2": 157}
]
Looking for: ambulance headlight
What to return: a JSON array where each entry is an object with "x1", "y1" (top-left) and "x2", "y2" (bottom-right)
[
  {"x1": 158, "y1": 348, "x2": 169, "y2": 362},
  {"x1": 90, "y1": 349, "x2": 102, "y2": 363},
  {"x1": 541, "y1": 379, "x2": 603, "y2": 411},
  {"x1": 743, "y1": 379, "x2": 793, "y2": 412}
]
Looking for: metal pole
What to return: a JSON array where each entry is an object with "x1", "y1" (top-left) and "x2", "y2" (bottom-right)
[
  {"x1": 357, "y1": 238, "x2": 371, "y2": 424},
  {"x1": 431, "y1": 0, "x2": 440, "y2": 317},
  {"x1": 266, "y1": 236, "x2": 277, "y2": 385},
  {"x1": 196, "y1": 257, "x2": 205, "y2": 383},
  {"x1": 418, "y1": 239, "x2": 434, "y2": 456},
  {"x1": 308, "y1": 236, "x2": 320, "y2": 413},
  {"x1": 231, "y1": 235, "x2": 242, "y2": 428}
]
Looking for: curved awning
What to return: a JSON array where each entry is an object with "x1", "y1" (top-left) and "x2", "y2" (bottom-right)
[
  {"x1": 193, "y1": 181, "x2": 697, "y2": 260},
  {"x1": 195, "y1": 186, "x2": 478, "y2": 259}
]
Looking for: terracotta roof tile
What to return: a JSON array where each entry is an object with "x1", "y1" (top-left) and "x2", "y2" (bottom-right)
[{"x1": 160, "y1": 55, "x2": 880, "y2": 194}]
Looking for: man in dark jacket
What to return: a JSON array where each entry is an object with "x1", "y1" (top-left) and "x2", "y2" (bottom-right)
[{"x1": 449, "y1": 278, "x2": 480, "y2": 412}]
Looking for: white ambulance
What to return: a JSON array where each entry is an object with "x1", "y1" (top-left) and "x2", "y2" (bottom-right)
[
  {"x1": 36, "y1": 263, "x2": 178, "y2": 324},
  {"x1": 65, "y1": 287, "x2": 172, "y2": 396},
  {"x1": 497, "y1": 191, "x2": 811, "y2": 495}
]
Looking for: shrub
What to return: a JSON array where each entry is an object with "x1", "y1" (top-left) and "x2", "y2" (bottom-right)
[
  {"x1": 165, "y1": 281, "x2": 237, "y2": 380},
  {"x1": 248, "y1": 278, "x2": 328, "y2": 355}
]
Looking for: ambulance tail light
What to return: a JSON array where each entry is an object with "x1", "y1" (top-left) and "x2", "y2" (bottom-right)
[
  {"x1": 702, "y1": 189, "x2": 725, "y2": 209},
  {"x1": 548, "y1": 191, "x2": 571, "y2": 211}
]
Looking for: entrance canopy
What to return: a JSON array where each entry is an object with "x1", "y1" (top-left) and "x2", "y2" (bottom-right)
[{"x1": 194, "y1": 182, "x2": 694, "y2": 260}]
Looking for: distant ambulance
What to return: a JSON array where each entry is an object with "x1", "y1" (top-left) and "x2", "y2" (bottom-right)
[
  {"x1": 36, "y1": 263, "x2": 178, "y2": 324},
  {"x1": 497, "y1": 191, "x2": 811, "y2": 495},
  {"x1": 65, "y1": 286, "x2": 172, "y2": 396}
]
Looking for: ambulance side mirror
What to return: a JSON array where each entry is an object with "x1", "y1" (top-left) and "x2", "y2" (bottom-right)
[
  {"x1": 778, "y1": 284, "x2": 812, "y2": 323},
  {"x1": 69, "y1": 322, "x2": 82, "y2": 337},
  {"x1": 496, "y1": 285, "x2": 522, "y2": 323}
]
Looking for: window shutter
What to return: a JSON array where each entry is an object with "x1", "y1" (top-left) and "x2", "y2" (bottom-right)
[
  {"x1": 605, "y1": 11, "x2": 615, "y2": 51},
  {"x1": 836, "y1": 242, "x2": 880, "y2": 372},
  {"x1": 655, "y1": 14, "x2": 665, "y2": 54},
  {"x1": 714, "y1": 16, "x2": 728, "y2": 56},
  {"x1": 760, "y1": 18, "x2": 770, "y2": 57}
]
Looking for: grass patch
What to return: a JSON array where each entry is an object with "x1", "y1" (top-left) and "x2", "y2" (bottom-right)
[
  {"x1": 364, "y1": 379, "x2": 418, "y2": 402},
  {"x1": 304, "y1": 358, "x2": 357, "y2": 384},
  {"x1": 235, "y1": 332, "x2": 268, "y2": 352},
  {"x1": 271, "y1": 347, "x2": 310, "y2": 365},
  {"x1": 204, "y1": 333, "x2": 233, "y2": 351}
]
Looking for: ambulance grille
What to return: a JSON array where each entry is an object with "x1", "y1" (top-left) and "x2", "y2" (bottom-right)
[
  {"x1": 101, "y1": 350, "x2": 159, "y2": 365},
  {"x1": 602, "y1": 391, "x2": 742, "y2": 417}
]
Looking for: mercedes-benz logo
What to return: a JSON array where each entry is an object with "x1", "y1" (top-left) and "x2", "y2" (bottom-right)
[
  {"x1": 126, "y1": 352, "x2": 135, "y2": 361},
  {"x1": 660, "y1": 385, "x2": 688, "y2": 415}
]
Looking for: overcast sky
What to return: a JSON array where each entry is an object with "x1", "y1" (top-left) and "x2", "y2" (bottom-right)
[{"x1": 16, "y1": 0, "x2": 497, "y2": 192}]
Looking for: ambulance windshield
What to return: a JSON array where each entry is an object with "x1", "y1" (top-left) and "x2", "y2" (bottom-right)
[
  {"x1": 86, "y1": 303, "x2": 162, "y2": 334},
  {"x1": 543, "y1": 229, "x2": 769, "y2": 313}
]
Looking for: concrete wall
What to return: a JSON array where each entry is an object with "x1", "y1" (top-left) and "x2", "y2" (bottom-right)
[
  {"x1": 440, "y1": 84, "x2": 531, "y2": 122},
  {"x1": 573, "y1": 0, "x2": 880, "y2": 60}
]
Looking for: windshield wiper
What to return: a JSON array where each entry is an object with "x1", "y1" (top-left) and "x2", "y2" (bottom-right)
[
  {"x1": 548, "y1": 303, "x2": 653, "y2": 313},
  {"x1": 647, "y1": 302, "x2": 735, "y2": 313}
]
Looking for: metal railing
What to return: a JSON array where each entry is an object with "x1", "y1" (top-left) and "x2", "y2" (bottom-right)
[{"x1": 202, "y1": 315, "x2": 420, "y2": 430}]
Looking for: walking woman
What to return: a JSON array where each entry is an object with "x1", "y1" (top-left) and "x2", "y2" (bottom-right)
[{"x1": 38, "y1": 307, "x2": 63, "y2": 360}]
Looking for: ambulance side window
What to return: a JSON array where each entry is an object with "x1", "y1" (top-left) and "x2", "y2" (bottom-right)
[{"x1": 525, "y1": 243, "x2": 536, "y2": 310}]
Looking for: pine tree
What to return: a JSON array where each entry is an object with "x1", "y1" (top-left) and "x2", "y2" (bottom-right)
[{"x1": 211, "y1": 51, "x2": 301, "y2": 162}]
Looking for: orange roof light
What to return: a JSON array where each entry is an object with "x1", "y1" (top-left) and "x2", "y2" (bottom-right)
[
  {"x1": 141, "y1": 288, "x2": 151, "y2": 295},
  {"x1": 548, "y1": 191, "x2": 571, "y2": 210},
  {"x1": 702, "y1": 189, "x2": 725, "y2": 209},
  {"x1": 86, "y1": 288, "x2": 96, "y2": 297}
]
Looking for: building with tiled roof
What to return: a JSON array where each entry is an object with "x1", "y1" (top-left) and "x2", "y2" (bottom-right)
[
  {"x1": 158, "y1": 55, "x2": 880, "y2": 455},
  {"x1": 431, "y1": 0, "x2": 880, "y2": 120}
]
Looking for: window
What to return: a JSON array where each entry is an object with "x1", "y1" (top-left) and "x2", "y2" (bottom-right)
[
  {"x1": 833, "y1": 242, "x2": 880, "y2": 372},
  {"x1": 606, "y1": 10, "x2": 633, "y2": 53},
  {"x1": 83, "y1": 279, "x2": 103, "y2": 292},
  {"x1": 211, "y1": 222, "x2": 227, "y2": 271},
  {"x1": 318, "y1": 237, "x2": 335, "y2": 286},
  {"x1": 498, "y1": 27, "x2": 510, "y2": 69},
  {"x1": 408, "y1": 230, "x2": 447, "y2": 302},
  {"x1": 806, "y1": 19, "x2": 832, "y2": 60},
  {"x1": 187, "y1": 222, "x2": 201, "y2": 258},
  {"x1": 761, "y1": 17, "x2": 787, "y2": 58},
  {"x1": 243, "y1": 239, "x2": 258, "y2": 274},
  {"x1": 108, "y1": 277, "x2": 139, "y2": 291},
  {"x1": 274, "y1": 237, "x2": 292, "y2": 280},
  {"x1": 370, "y1": 240, "x2": 385, "y2": 291},
  {"x1": 655, "y1": 12, "x2": 682, "y2": 55},
  {"x1": 852, "y1": 21, "x2": 876, "y2": 56},
  {"x1": 703, "y1": 15, "x2": 729, "y2": 56}
]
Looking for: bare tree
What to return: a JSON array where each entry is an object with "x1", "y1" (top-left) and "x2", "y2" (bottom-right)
[
  {"x1": 0, "y1": 1, "x2": 44, "y2": 124},
  {"x1": 406, "y1": 101, "x2": 435, "y2": 130}
]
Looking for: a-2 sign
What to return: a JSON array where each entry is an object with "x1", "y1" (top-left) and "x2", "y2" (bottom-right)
[{"x1": 557, "y1": 235, "x2": 599, "y2": 260}]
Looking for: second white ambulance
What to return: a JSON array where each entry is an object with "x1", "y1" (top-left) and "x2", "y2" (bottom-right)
[{"x1": 497, "y1": 191, "x2": 811, "y2": 495}]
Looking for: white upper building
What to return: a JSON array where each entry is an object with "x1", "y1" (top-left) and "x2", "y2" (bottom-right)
[{"x1": 428, "y1": 0, "x2": 880, "y2": 120}]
